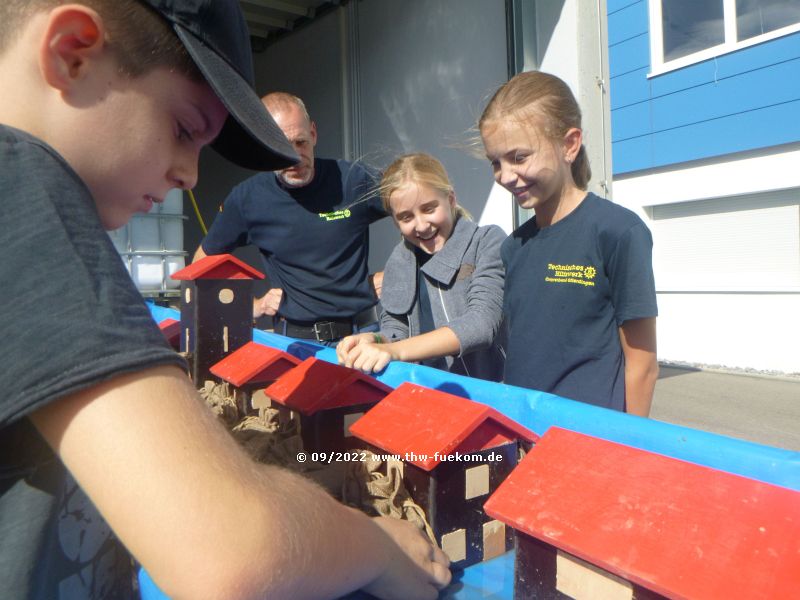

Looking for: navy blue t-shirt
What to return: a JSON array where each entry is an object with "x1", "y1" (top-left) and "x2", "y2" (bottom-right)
[
  {"x1": 202, "y1": 158, "x2": 386, "y2": 322},
  {"x1": 501, "y1": 193, "x2": 657, "y2": 410}
]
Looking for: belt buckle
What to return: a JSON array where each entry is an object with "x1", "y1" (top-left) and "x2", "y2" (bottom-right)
[{"x1": 313, "y1": 321, "x2": 336, "y2": 342}]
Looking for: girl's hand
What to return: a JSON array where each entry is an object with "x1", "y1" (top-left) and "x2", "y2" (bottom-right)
[
  {"x1": 346, "y1": 342, "x2": 395, "y2": 374},
  {"x1": 338, "y1": 334, "x2": 396, "y2": 373},
  {"x1": 336, "y1": 333, "x2": 378, "y2": 365}
]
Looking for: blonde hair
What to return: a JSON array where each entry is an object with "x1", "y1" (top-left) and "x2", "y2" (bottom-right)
[
  {"x1": 479, "y1": 71, "x2": 591, "y2": 190},
  {"x1": 380, "y1": 153, "x2": 471, "y2": 220}
]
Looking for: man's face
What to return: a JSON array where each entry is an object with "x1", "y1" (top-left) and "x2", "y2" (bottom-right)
[
  {"x1": 59, "y1": 65, "x2": 228, "y2": 230},
  {"x1": 271, "y1": 104, "x2": 317, "y2": 188}
]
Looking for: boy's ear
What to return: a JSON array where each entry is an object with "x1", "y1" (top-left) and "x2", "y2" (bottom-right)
[{"x1": 39, "y1": 6, "x2": 106, "y2": 92}]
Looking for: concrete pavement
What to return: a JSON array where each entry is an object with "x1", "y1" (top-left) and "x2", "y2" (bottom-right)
[{"x1": 650, "y1": 366, "x2": 800, "y2": 452}]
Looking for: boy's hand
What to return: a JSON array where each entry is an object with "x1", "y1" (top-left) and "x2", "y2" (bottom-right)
[
  {"x1": 364, "y1": 516, "x2": 451, "y2": 600},
  {"x1": 253, "y1": 288, "x2": 283, "y2": 318}
]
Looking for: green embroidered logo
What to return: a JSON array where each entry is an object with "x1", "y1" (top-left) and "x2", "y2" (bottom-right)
[{"x1": 318, "y1": 209, "x2": 352, "y2": 221}]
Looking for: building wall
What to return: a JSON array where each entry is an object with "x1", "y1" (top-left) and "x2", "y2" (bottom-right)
[
  {"x1": 608, "y1": 0, "x2": 800, "y2": 373},
  {"x1": 608, "y1": 0, "x2": 800, "y2": 174},
  {"x1": 349, "y1": 0, "x2": 509, "y2": 271},
  {"x1": 188, "y1": 0, "x2": 509, "y2": 277}
]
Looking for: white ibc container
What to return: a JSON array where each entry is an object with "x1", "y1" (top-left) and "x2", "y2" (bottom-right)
[{"x1": 110, "y1": 189, "x2": 187, "y2": 296}]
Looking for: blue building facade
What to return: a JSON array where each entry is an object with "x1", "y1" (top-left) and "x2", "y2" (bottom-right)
[
  {"x1": 605, "y1": 0, "x2": 800, "y2": 373},
  {"x1": 608, "y1": 0, "x2": 800, "y2": 174}
]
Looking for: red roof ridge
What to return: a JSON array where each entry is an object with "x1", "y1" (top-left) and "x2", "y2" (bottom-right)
[
  {"x1": 264, "y1": 357, "x2": 391, "y2": 415},
  {"x1": 171, "y1": 253, "x2": 264, "y2": 280},
  {"x1": 210, "y1": 341, "x2": 301, "y2": 387},
  {"x1": 349, "y1": 382, "x2": 538, "y2": 470}
]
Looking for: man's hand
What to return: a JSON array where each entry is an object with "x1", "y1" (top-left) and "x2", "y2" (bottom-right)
[
  {"x1": 253, "y1": 288, "x2": 283, "y2": 318},
  {"x1": 364, "y1": 516, "x2": 451, "y2": 600},
  {"x1": 369, "y1": 271, "x2": 384, "y2": 299}
]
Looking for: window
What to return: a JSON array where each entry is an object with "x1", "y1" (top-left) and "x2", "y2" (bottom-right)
[
  {"x1": 737, "y1": 0, "x2": 800, "y2": 40},
  {"x1": 662, "y1": 0, "x2": 725, "y2": 62},
  {"x1": 650, "y1": 0, "x2": 800, "y2": 74}
]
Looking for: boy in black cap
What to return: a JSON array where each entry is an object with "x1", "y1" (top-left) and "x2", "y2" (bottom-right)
[{"x1": 0, "y1": 1, "x2": 450, "y2": 598}]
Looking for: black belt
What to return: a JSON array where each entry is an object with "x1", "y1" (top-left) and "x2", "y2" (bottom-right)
[{"x1": 277, "y1": 304, "x2": 379, "y2": 342}]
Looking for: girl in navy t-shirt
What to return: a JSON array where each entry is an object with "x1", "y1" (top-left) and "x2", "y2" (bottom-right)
[{"x1": 479, "y1": 71, "x2": 658, "y2": 415}]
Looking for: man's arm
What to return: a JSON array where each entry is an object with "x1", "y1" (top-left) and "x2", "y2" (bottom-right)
[
  {"x1": 31, "y1": 366, "x2": 450, "y2": 600},
  {"x1": 619, "y1": 317, "x2": 659, "y2": 417},
  {"x1": 192, "y1": 243, "x2": 208, "y2": 263}
]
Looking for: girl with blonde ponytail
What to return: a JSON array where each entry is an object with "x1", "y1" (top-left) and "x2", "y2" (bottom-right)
[{"x1": 480, "y1": 71, "x2": 659, "y2": 415}]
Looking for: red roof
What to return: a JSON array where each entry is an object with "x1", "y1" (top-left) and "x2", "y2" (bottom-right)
[
  {"x1": 349, "y1": 382, "x2": 538, "y2": 471},
  {"x1": 483, "y1": 427, "x2": 800, "y2": 599},
  {"x1": 263, "y1": 357, "x2": 391, "y2": 415},
  {"x1": 158, "y1": 318, "x2": 180, "y2": 349},
  {"x1": 171, "y1": 254, "x2": 264, "y2": 280},
  {"x1": 210, "y1": 342, "x2": 301, "y2": 387}
]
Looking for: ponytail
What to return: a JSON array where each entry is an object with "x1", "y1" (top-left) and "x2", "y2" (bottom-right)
[{"x1": 571, "y1": 144, "x2": 591, "y2": 191}]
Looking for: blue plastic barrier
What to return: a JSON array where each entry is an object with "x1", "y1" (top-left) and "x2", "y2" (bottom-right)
[
  {"x1": 141, "y1": 303, "x2": 799, "y2": 599},
  {"x1": 149, "y1": 302, "x2": 800, "y2": 491},
  {"x1": 139, "y1": 553, "x2": 516, "y2": 600}
]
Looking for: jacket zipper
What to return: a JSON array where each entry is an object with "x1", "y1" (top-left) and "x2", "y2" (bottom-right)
[{"x1": 434, "y1": 280, "x2": 472, "y2": 377}]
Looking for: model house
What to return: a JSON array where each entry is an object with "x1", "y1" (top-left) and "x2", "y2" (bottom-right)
[
  {"x1": 263, "y1": 357, "x2": 392, "y2": 453},
  {"x1": 484, "y1": 426, "x2": 800, "y2": 599},
  {"x1": 349, "y1": 382, "x2": 538, "y2": 569},
  {"x1": 209, "y1": 341, "x2": 301, "y2": 416},
  {"x1": 170, "y1": 254, "x2": 264, "y2": 383}
]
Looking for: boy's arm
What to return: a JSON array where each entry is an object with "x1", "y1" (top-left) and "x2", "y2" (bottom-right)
[
  {"x1": 619, "y1": 317, "x2": 659, "y2": 417},
  {"x1": 31, "y1": 365, "x2": 450, "y2": 600}
]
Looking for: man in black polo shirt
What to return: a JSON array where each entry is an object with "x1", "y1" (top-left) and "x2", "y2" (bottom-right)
[{"x1": 195, "y1": 92, "x2": 387, "y2": 344}]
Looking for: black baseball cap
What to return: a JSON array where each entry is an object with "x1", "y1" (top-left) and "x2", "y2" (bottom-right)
[{"x1": 141, "y1": 0, "x2": 299, "y2": 171}]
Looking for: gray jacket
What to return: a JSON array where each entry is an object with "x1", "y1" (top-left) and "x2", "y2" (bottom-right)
[{"x1": 379, "y1": 217, "x2": 507, "y2": 381}]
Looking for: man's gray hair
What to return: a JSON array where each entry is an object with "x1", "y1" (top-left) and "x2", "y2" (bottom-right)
[{"x1": 262, "y1": 92, "x2": 311, "y2": 122}]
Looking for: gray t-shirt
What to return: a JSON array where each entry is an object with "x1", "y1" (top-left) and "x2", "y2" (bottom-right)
[{"x1": 0, "y1": 124, "x2": 186, "y2": 598}]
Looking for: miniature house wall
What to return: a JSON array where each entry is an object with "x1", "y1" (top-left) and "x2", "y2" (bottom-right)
[
  {"x1": 349, "y1": 382, "x2": 538, "y2": 570},
  {"x1": 171, "y1": 254, "x2": 264, "y2": 383},
  {"x1": 263, "y1": 357, "x2": 392, "y2": 453},
  {"x1": 483, "y1": 426, "x2": 800, "y2": 600}
]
